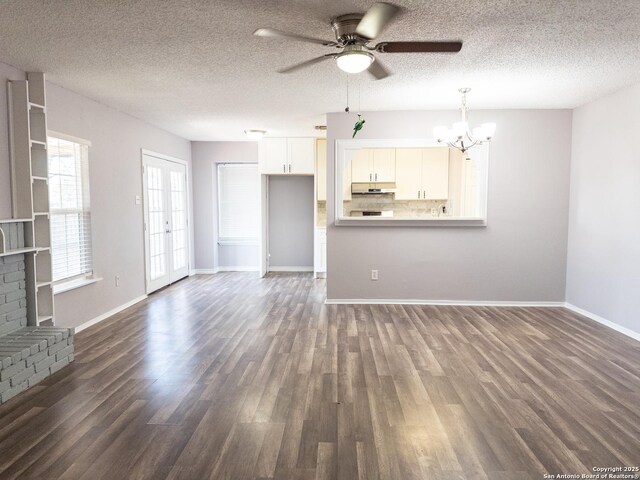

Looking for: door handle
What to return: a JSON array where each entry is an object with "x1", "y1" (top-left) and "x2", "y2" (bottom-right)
[
  {"x1": 369, "y1": 173, "x2": 372, "y2": 181},
  {"x1": 423, "y1": 190, "x2": 426, "y2": 198},
  {"x1": 375, "y1": 173, "x2": 378, "y2": 181},
  {"x1": 283, "y1": 163, "x2": 286, "y2": 173},
  {"x1": 418, "y1": 190, "x2": 420, "y2": 199},
  {"x1": 166, "y1": 229, "x2": 171, "y2": 234},
  {"x1": 288, "y1": 164, "x2": 291, "y2": 173}
]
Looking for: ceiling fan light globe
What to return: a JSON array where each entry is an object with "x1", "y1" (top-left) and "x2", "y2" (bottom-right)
[{"x1": 336, "y1": 51, "x2": 374, "y2": 74}]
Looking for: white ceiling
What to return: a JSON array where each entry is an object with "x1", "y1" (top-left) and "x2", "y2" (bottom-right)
[{"x1": 1, "y1": 0, "x2": 639, "y2": 141}]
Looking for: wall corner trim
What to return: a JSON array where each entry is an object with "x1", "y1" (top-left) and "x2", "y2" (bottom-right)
[
  {"x1": 564, "y1": 303, "x2": 640, "y2": 342},
  {"x1": 74, "y1": 295, "x2": 147, "y2": 333}
]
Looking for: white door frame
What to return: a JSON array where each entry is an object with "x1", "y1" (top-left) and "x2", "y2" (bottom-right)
[
  {"x1": 141, "y1": 149, "x2": 192, "y2": 293},
  {"x1": 259, "y1": 174, "x2": 269, "y2": 277}
]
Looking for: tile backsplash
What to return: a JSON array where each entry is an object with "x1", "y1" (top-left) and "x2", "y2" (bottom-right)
[
  {"x1": 316, "y1": 196, "x2": 451, "y2": 225},
  {"x1": 344, "y1": 194, "x2": 447, "y2": 218}
]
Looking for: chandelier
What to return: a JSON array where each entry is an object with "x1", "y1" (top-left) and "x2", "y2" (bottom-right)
[{"x1": 433, "y1": 88, "x2": 496, "y2": 157}]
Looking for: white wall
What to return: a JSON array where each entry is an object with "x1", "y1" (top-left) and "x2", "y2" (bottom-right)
[
  {"x1": 191, "y1": 141, "x2": 259, "y2": 271},
  {"x1": 566, "y1": 83, "x2": 640, "y2": 336},
  {"x1": 326, "y1": 109, "x2": 573, "y2": 302},
  {"x1": 268, "y1": 176, "x2": 314, "y2": 269},
  {"x1": 0, "y1": 62, "x2": 193, "y2": 329}
]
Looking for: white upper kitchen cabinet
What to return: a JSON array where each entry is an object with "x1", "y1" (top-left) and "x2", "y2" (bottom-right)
[
  {"x1": 288, "y1": 138, "x2": 315, "y2": 174},
  {"x1": 259, "y1": 137, "x2": 315, "y2": 175},
  {"x1": 422, "y1": 148, "x2": 449, "y2": 200},
  {"x1": 351, "y1": 148, "x2": 396, "y2": 183},
  {"x1": 351, "y1": 149, "x2": 373, "y2": 182},
  {"x1": 372, "y1": 148, "x2": 396, "y2": 182},
  {"x1": 260, "y1": 138, "x2": 288, "y2": 174},
  {"x1": 394, "y1": 147, "x2": 449, "y2": 200},
  {"x1": 395, "y1": 148, "x2": 423, "y2": 200}
]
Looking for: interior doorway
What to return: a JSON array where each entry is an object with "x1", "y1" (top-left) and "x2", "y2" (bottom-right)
[{"x1": 267, "y1": 176, "x2": 314, "y2": 272}]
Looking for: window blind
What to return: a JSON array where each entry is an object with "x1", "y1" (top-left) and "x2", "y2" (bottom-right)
[
  {"x1": 47, "y1": 136, "x2": 93, "y2": 282},
  {"x1": 217, "y1": 164, "x2": 259, "y2": 241}
]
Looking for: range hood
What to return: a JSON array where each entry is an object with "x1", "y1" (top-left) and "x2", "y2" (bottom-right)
[{"x1": 351, "y1": 182, "x2": 397, "y2": 194}]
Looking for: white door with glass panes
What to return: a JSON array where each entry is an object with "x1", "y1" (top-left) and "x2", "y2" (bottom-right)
[{"x1": 142, "y1": 154, "x2": 190, "y2": 293}]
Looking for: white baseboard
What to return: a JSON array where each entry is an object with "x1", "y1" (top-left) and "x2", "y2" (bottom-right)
[
  {"x1": 216, "y1": 266, "x2": 260, "y2": 272},
  {"x1": 564, "y1": 303, "x2": 640, "y2": 342},
  {"x1": 325, "y1": 299, "x2": 565, "y2": 307},
  {"x1": 75, "y1": 295, "x2": 147, "y2": 333},
  {"x1": 268, "y1": 266, "x2": 314, "y2": 272},
  {"x1": 192, "y1": 267, "x2": 261, "y2": 274}
]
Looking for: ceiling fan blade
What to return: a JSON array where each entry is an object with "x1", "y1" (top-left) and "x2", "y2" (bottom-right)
[
  {"x1": 278, "y1": 54, "x2": 335, "y2": 74},
  {"x1": 355, "y1": 2, "x2": 400, "y2": 40},
  {"x1": 375, "y1": 41, "x2": 463, "y2": 53},
  {"x1": 367, "y1": 59, "x2": 391, "y2": 80},
  {"x1": 254, "y1": 28, "x2": 338, "y2": 47}
]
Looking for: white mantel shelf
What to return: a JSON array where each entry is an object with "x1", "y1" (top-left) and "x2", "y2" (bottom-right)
[
  {"x1": 0, "y1": 247, "x2": 39, "y2": 258},
  {"x1": 0, "y1": 218, "x2": 33, "y2": 224}
]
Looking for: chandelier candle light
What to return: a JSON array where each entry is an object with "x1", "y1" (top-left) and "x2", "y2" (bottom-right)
[{"x1": 433, "y1": 88, "x2": 496, "y2": 158}]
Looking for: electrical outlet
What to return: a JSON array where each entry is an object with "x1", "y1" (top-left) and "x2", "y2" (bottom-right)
[
  {"x1": 371, "y1": 269, "x2": 379, "y2": 281},
  {"x1": 115, "y1": 275, "x2": 120, "y2": 287}
]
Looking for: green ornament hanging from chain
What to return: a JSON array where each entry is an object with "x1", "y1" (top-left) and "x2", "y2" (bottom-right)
[{"x1": 352, "y1": 114, "x2": 365, "y2": 138}]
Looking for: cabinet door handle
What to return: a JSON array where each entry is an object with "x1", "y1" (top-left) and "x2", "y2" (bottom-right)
[
  {"x1": 283, "y1": 163, "x2": 286, "y2": 173},
  {"x1": 288, "y1": 164, "x2": 291, "y2": 173},
  {"x1": 418, "y1": 190, "x2": 420, "y2": 199},
  {"x1": 369, "y1": 173, "x2": 372, "y2": 181},
  {"x1": 375, "y1": 173, "x2": 378, "y2": 181},
  {"x1": 423, "y1": 190, "x2": 426, "y2": 198}
]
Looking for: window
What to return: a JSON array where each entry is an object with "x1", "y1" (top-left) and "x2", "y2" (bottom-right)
[
  {"x1": 217, "y1": 164, "x2": 259, "y2": 243},
  {"x1": 47, "y1": 135, "x2": 93, "y2": 282}
]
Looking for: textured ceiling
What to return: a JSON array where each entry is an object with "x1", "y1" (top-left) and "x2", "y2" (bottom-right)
[{"x1": 1, "y1": 0, "x2": 639, "y2": 140}]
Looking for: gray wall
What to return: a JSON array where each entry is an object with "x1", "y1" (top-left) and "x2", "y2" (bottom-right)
[
  {"x1": 566, "y1": 82, "x2": 640, "y2": 335},
  {"x1": 326, "y1": 109, "x2": 573, "y2": 302},
  {"x1": 191, "y1": 141, "x2": 259, "y2": 271},
  {"x1": 0, "y1": 61, "x2": 193, "y2": 329},
  {"x1": 47, "y1": 83, "x2": 193, "y2": 329},
  {"x1": 268, "y1": 176, "x2": 314, "y2": 269}
]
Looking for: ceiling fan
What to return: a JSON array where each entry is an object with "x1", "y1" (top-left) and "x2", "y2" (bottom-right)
[{"x1": 254, "y1": 2, "x2": 462, "y2": 80}]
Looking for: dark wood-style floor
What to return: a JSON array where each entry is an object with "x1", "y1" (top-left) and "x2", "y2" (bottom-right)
[{"x1": 0, "y1": 273, "x2": 639, "y2": 480}]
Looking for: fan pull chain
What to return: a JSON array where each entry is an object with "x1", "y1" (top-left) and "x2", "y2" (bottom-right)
[{"x1": 345, "y1": 74, "x2": 350, "y2": 113}]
